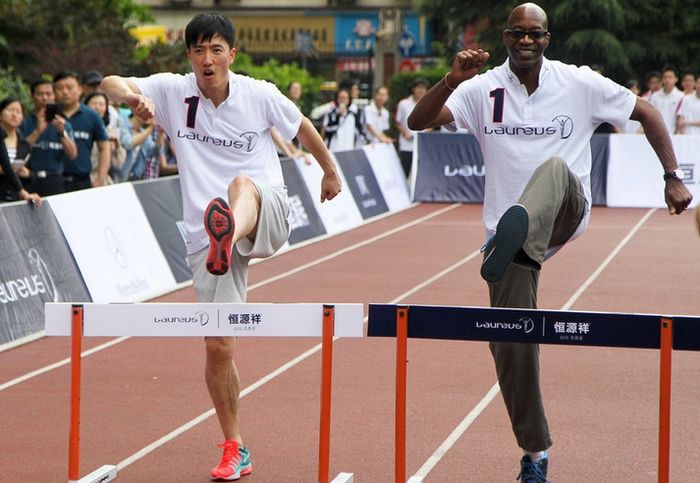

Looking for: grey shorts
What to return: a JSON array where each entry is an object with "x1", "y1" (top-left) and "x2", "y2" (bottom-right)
[{"x1": 187, "y1": 181, "x2": 290, "y2": 303}]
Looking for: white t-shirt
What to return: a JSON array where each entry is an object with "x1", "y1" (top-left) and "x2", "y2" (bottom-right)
[
  {"x1": 323, "y1": 104, "x2": 361, "y2": 152},
  {"x1": 135, "y1": 72, "x2": 301, "y2": 254},
  {"x1": 678, "y1": 93, "x2": 700, "y2": 135},
  {"x1": 363, "y1": 101, "x2": 390, "y2": 143},
  {"x1": 395, "y1": 96, "x2": 418, "y2": 151},
  {"x1": 445, "y1": 58, "x2": 636, "y2": 236},
  {"x1": 649, "y1": 87, "x2": 684, "y2": 133}
]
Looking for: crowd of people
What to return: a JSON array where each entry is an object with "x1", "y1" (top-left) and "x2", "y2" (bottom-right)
[
  {"x1": 622, "y1": 67, "x2": 700, "y2": 134},
  {"x1": 0, "y1": 70, "x2": 179, "y2": 204}
]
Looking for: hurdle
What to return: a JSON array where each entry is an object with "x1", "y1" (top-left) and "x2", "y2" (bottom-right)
[
  {"x1": 367, "y1": 303, "x2": 700, "y2": 483},
  {"x1": 45, "y1": 302, "x2": 364, "y2": 483}
]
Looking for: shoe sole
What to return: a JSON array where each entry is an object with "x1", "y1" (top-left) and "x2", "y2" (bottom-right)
[
  {"x1": 480, "y1": 204, "x2": 529, "y2": 283},
  {"x1": 210, "y1": 464, "x2": 252, "y2": 481},
  {"x1": 204, "y1": 197, "x2": 235, "y2": 276}
]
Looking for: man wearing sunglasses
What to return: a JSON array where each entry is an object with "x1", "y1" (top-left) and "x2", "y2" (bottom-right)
[{"x1": 409, "y1": 2, "x2": 692, "y2": 482}]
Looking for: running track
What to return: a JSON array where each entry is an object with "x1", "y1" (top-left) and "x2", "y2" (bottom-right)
[{"x1": 2, "y1": 203, "x2": 700, "y2": 482}]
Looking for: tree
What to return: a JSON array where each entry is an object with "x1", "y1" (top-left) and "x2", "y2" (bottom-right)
[
  {"x1": 0, "y1": 0, "x2": 151, "y2": 81},
  {"x1": 415, "y1": 0, "x2": 699, "y2": 85}
]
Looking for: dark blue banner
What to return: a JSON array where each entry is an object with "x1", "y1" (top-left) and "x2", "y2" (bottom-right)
[
  {"x1": 368, "y1": 304, "x2": 670, "y2": 349},
  {"x1": 0, "y1": 202, "x2": 90, "y2": 344},
  {"x1": 590, "y1": 134, "x2": 609, "y2": 206},
  {"x1": 280, "y1": 158, "x2": 326, "y2": 245},
  {"x1": 333, "y1": 150, "x2": 389, "y2": 219},
  {"x1": 133, "y1": 177, "x2": 191, "y2": 283},
  {"x1": 414, "y1": 132, "x2": 485, "y2": 203},
  {"x1": 414, "y1": 132, "x2": 609, "y2": 205}
]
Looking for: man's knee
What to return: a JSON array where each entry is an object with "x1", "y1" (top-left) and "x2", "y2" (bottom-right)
[
  {"x1": 205, "y1": 337, "x2": 235, "y2": 366},
  {"x1": 228, "y1": 175, "x2": 256, "y2": 195}
]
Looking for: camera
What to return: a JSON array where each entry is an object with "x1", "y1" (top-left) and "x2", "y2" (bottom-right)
[{"x1": 45, "y1": 103, "x2": 58, "y2": 122}]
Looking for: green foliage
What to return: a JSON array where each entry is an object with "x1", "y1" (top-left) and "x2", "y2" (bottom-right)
[
  {"x1": 132, "y1": 40, "x2": 190, "y2": 77},
  {"x1": 0, "y1": 0, "x2": 151, "y2": 81},
  {"x1": 414, "y1": 0, "x2": 700, "y2": 85},
  {"x1": 387, "y1": 66, "x2": 449, "y2": 114},
  {"x1": 231, "y1": 52, "x2": 322, "y2": 115},
  {"x1": 0, "y1": 66, "x2": 31, "y2": 112}
]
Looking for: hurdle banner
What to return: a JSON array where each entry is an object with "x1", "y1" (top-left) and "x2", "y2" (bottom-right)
[
  {"x1": 367, "y1": 304, "x2": 700, "y2": 483},
  {"x1": 49, "y1": 302, "x2": 363, "y2": 483}
]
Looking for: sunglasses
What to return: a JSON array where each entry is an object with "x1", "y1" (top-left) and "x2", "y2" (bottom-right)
[{"x1": 504, "y1": 29, "x2": 549, "y2": 40}]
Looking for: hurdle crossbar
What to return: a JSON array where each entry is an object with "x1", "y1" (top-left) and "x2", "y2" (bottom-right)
[
  {"x1": 50, "y1": 302, "x2": 363, "y2": 483},
  {"x1": 367, "y1": 303, "x2": 700, "y2": 483}
]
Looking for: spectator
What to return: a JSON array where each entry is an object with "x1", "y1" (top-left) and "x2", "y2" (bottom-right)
[
  {"x1": 363, "y1": 86, "x2": 393, "y2": 144},
  {"x1": 84, "y1": 92, "x2": 124, "y2": 183},
  {"x1": 677, "y1": 75, "x2": 700, "y2": 135},
  {"x1": 54, "y1": 70, "x2": 110, "y2": 191},
  {"x1": 649, "y1": 65, "x2": 684, "y2": 133},
  {"x1": 681, "y1": 71, "x2": 696, "y2": 96},
  {"x1": 641, "y1": 70, "x2": 661, "y2": 100},
  {"x1": 0, "y1": 97, "x2": 41, "y2": 204},
  {"x1": 322, "y1": 88, "x2": 368, "y2": 152},
  {"x1": 114, "y1": 113, "x2": 157, "y2": 182},
  {"x1": 395, "y1": 77, "x2": 429, "y2": 176},
  {"x1": 19, "y1": 80, "x2": 77, "y2": 196},
  {"x1": 286, "y1": 80, "x2": 303, "y2": 110}
]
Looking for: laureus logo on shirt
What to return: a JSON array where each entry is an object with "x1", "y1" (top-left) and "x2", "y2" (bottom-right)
[
  {"x1": 483, "y1": 115, "x2": 573, "y2": 139},
  {"x1": 176, "y1": 130, "x2": 259, "y2": 152}
]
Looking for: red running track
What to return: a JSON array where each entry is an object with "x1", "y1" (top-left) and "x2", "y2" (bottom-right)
[{"x1": 2, "y1": 203, "x2": 700, "y2": 482}]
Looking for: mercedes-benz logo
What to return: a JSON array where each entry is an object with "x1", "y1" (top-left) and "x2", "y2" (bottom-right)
[{"x1": 103, "y1": 226, "x2": 127, "y2": 269}]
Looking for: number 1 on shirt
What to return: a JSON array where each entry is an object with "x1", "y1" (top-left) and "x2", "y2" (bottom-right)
[
  {"x1": 185, "y1": 96, "x2": 200, "y2": 129},
  {"x1": 489, "y1": 88, "x2": 504, "y2": 123}
]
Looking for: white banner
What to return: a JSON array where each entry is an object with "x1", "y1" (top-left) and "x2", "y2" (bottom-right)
[
  {"x1": 48, "y1": 184, "x2": 177, "y2": 302},
  {"x1": 294, "y1": 155, "x2": 363, "y2": 234},
  {"x1": 45, "y1": 303, "x2": 365, "y2": 337},
  {"x1": 607, "y1": 134, "x2": 700, "y2": 208},
  {"x1": 363, "y1": 143, "x2": 412, "y2": 212}
]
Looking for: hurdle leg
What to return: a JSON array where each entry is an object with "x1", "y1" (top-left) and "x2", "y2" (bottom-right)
[
  {"x1": 318, "y1": 305, "x2": 335, "y2": 483},
  {"x1": 69, "y1": 304, "x2": 84, "y2": 483},
  {"x1": 395, "y1": 306, "x2": 408, "y2": 483},
  {"x1": 658, "y1": 317, "x2": 673, "y2": 483}
]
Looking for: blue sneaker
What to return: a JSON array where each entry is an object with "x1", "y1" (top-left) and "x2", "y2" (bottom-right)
[
  {"x1": 480, "y1": 204, "x2": 529, "y2": 283},
  {"x1": 516, "y1": 454, "x2": 549, "y2": 483},
  {"x1": 210, "y1": 440, "x2": 252, "y2": 481}
]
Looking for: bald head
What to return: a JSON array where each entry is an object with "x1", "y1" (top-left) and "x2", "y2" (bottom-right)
[{"x1": 508, "y1": 2, "x2": 548, "y2": 30}]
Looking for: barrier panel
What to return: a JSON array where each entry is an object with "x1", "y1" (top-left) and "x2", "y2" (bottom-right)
[
  {"x1": 46, "y1": 302, "x2": 364, "y2": 483},
  {"x1": 367, "y1": 303, "x2": 700, "y2": 483}
]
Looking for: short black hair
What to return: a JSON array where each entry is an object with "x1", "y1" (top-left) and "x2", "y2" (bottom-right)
[
  {"x1": 646, "y1": 70, "x2": 661, "y2": 82},
  {"x1": 661, "y1": 64, "x2": 677, "y2": 76},
  {"x1": 412, "y1": 77, "x2": 430, "y2": 89},
  {"x1": 30, "y1": 79, "x2": 52, "y2": 95},
  {"x1": 83, "y1": 92, "x2": 110, "y2": 126},
  {"x1": 53, "y1": 70, "x2": 80, "y2": 83},
  {"x1": 334, "y1": 88, "x2": 352, "y2": 106},
  {"x1": 0, "y1": 96, "x2": 22, "y2": 114},
  {"x1": 185, "y1": 12, "x2": 235, "y2": 49}
]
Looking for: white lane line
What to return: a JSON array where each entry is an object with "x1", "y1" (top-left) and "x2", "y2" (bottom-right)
[
  {"x1": 0, "y1": 337, "x2": 129, "y2": 392},
  {"x1": 248, "y1": 203, "x2": 460, "y2": 291},
  {"x1": 116, "y1": 249, "x2": 482, "y2": 472},
  {"x1": 0, "y1": 203, "x2": 460, "y2": 392},
  {"x1": 408, "y1": 208, "x2": 657, "y2": 480}
]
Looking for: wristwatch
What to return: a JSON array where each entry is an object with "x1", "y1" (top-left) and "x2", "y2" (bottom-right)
[{"x1": 663, "y1": 168, "x2": 684, "y2": 182}]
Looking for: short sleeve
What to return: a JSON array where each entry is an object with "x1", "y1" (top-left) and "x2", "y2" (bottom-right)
[
  {"x1": 263, "y1": 82, "x2": 302, "y2": 141},
  {"x1": 585, "y1": 68, "x2": 637, "y2": 129},
  {"x1": 445, "y1": 77, "x2": 483, "y2": 133}
]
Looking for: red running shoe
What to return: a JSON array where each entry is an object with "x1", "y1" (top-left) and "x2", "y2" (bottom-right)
[
  {"x1": 204, "y1": 197, "x2": 235, "y2": 276},
  {"x1": 210, "y1": 440, "x2": 252, "y2": 481}
]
